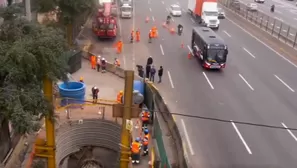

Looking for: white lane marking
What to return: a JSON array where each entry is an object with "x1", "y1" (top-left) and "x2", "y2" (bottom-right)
[
  {"x1": 243, "y1": 48, "x2": 256, "y2": 58},
  {"x1": 161, "y1": 1, "x2": 164, "y2": 4},
  {"x1": 167, "y1": 71, "x2": 175, "y2": 88},
  {"x1": 190, "y1": 18, "x2": 195, "y2": 23},
  {"x1": 152, "y1": 16, "x2": 155, "y2": 21},
  {"x1": 231, "y1": 121, "x2": 252, "y2": 155},
  {"x1": 294, "y1": 18, "x2": 297, "y2": 20},
  {"x1": 181, "y1": 119, "x2": 195, "y2": 155},
  {"x1": 160, "y1": 44, "x2": 164, "y2": 55},
  {"x1": 202, "y1": 72, "x2": 214, "y2": 89},
  {"x1": 226, "y1": 17, "x2": 297, "y2": 68},
  {"x1": 187, "y1": 45, "x2": 193, "y2": 54},
  {"x1": 274, "y1": 17, "x2": 283, "y2": 22},
  {"x1": 149, "y1": 8, "x2": 152, "y2": 12},
  {"x1": 282, "y1": 30, "x2": 287, "y2": 32},
  {"x1": 290, "y1": 33, "x2": 295, "y2": 36},
  {"x1": 276, "y1": 26, "x2": 280, "y2": 29},
  {"x1": 239, "y1": 74, "x2": 254, "y2": 91},
  {"x1": 148, "y1": 0, "x2": 150, "y2": 4},
  {"x1": 172, "y1": 18, "x2": 175, "y2": 22},
  {"x1": 223, "y1": 30, "x2": 231, "y2": 37},
  {"x1": 282, "y1": 123, "x2": 297, "y2": 141},
  {"x1": 274, "y1": 75, "x2": 295, "y2": 92}
]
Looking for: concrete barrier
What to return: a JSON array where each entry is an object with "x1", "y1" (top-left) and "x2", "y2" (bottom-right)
[{"x1": 145, "y1": 82, "x2": 188, "y2": 168}]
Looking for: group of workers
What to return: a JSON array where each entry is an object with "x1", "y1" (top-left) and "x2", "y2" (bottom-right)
[
  {"x1": 90, "y1": 55, "x2": 107, "y2": 72},
  {"x1": 131, "y1": 108, "x2": 151, "y2": 164}
]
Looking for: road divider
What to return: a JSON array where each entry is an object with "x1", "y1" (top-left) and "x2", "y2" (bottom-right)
[
  {"x1": 219, "y1": 0, "x2": 297, "y2": 49},
  {"x1": 145, "y1": 82, "x2": 189, "y2": 168}
]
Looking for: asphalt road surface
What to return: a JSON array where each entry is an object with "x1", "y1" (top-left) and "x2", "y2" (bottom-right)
[
  {"x1": 114, "y1": 0, "x2": 297, "y2": 167},
  {"x1": 240, "y1": 0, "x2": 297, "y2": 28}
]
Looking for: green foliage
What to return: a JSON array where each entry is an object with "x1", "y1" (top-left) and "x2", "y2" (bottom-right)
[
  {"x1": 0, "y1": 6, "x2": 70, "y2": 134},
  {"x1": 36, "y1": 0, "x2": 57, "y2": 13},
  {"x1": 58, "y1": 0, "x2": 94, "y2": 24},
  {"x1": 0, "y1": 3, "x2": 23, "y2": 20}
]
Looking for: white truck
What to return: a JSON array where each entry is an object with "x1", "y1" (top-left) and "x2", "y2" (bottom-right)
[
  {"x1": 188, "y1": 0, "x2": 220, "y2": 29},
  {"x1": 120, "y1": 4, "x2": 132, "y2": 18}
]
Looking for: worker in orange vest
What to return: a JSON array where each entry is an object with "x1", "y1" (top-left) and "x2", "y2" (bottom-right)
[
  {"x1": 152, "y1": 26, "x2": 157, "y2": 38},
  {"x1": 90, "y1": 55, "x2": 96, "y2": 69},
  {"x1": 117, "y1": 90, "x2": 123, "y2": 103},
  {"x1": 114, "y1": 58, "x2": 120, "y2": 67},
  {"x1": 131, "y1": 137, "x2": 142, "y2": 164},
  {"x1": 142, "y1": 128, "x2": 150, "y2": 156},
  {"x1": 148, "y1": 30, "x2": 153, "y2": 43},
  {"x1": 130, "y1": 30, "x2": 134, "y2": 43},
  {"x1": 79, "y1": 77, "x2": 84, "y2": 83},
  {"x1": 141, "y1": 110, "x2": 150, "y2": 129},
  {"x1": 136, "y1": 29, "x2": 140, "y2": 42},
  {"x1": 116, "y1": 40, "x2": 123, "y2": 54}
]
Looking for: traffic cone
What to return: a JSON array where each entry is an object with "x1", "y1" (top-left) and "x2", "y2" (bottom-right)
[
  {"x1": 145, "y1": 17, "x2": 149, "y2": 23},
  {"x1": 188, "y1": 52, "x2": 191, "y2": 59},
  {"x1": 170, "y1": 27, "x2": 175, "y2": 34},
  {"x1": 162, "y1": 22, "x2": 167, "y2": 28}
]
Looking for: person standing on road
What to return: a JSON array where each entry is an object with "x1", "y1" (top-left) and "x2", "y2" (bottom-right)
[
  {"x1": 101, "y1": 58, "x2": 106, "y2": 73},
  {"x1": 114, "y1": 58, "x2": 120, "y2": 67},
  {"x1": 158, "y1": 66, "x2": 163, "y2": 83},
  {"x1": 90, "y1": 55, "x2": 96, "y2": 69},
  {"x1": 146, "y1": 64, "x2": 151, "y2": 79},
  {"x1": 141, "y1": 110, "x2": 150, "y2": 129},
  {"x1": 131, "y1": 137, "x2": 142, "y2": 164},
  {"x1": 130, "y1": 30, "x2": 134, "y2": 43},
  {"x1": 146, "y1": 56, "x2": 153, "y2": 65},
  {"x1": 148, "y1": 30, "x2": 153, "y2": 43},
  {"x1": 136, "y1": 29, "x2": 140, "y2": 42},
  {"x1": 96, "y1": 55, "x2": 101, "y2": 72},
  {"x1": 150, "y1": 65, "x2": 156, "y2": 82},
  {"x1": 142, "y1": 128, "x2": 150, "y2": 156},
  {"x1": 91, "y1": 86, "x2": 99, "y2": 103},
  {"x1": 116, "y1": 40, "x2": 123, "y2": 54}
]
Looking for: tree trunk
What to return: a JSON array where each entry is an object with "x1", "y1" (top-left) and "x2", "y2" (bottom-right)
[
  {"x1": 7, "y1": 0, "x2": 13, "y2": 6},
  {"x1": 0, "y1": 117, "x2": 11, "y2": 162}
]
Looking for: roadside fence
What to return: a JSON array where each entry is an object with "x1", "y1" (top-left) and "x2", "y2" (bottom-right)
[{"x1": 219, "y1": 0, "x2": 297, "y2": 49}]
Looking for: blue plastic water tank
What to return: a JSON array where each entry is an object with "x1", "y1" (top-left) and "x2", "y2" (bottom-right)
[
  {"x1": 133, "y1": 80, "x2": 144, "y2": 95},
  {"x1": 58, "y1": 82, "x2": 86, "y2": 107}
]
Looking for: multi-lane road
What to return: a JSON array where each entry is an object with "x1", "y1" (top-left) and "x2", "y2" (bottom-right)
[
  {"x1": 241, "y1": 0, "x2": 297, "y2": 27},
  {"x1": 115, "y1": 0, "x2": 297, "y2": 167}
]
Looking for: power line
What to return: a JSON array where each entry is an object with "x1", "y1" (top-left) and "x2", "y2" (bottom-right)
[{"x1": 1, "y1": 87, "x2": 297, "y2": 131}]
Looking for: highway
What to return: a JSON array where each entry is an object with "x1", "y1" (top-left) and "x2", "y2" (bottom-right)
[
  {"x1": 116, "y1": 0, "x2": 297, "y2": 167},
  {"x1": 240, "y1": 0, "x2": 297, "y2": 28}
]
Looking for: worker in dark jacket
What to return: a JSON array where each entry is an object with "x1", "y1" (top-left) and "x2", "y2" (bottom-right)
[
  {"x1": 146, "y1": 56, "x2": 153, "y2": 65},
  {"x1": 158, "y1": 66, "x2": 163, "y2": 83},
  {"x1": 146, "y1": 64, "x2": 151, "y2": 79}
]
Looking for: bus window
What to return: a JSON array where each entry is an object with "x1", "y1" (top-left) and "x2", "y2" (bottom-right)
[{"x1": 207, "y1": 49, "x2": 227, "y2": 63}]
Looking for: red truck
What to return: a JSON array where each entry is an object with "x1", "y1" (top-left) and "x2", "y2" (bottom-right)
[{"x1": 92, "y1": 2, "x2": 117, "y2": 39}]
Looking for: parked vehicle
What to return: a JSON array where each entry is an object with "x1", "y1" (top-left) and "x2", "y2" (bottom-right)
[
  {"x1": 120, "y1": 4, "x2": 132, "y2": 18},
  {"x1": 254, "y1": 0, "x2": 265, "y2": 3}
]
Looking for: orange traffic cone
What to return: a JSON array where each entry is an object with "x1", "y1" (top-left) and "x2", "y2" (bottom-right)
[
  {"x1": 145, "y1": 17, "x2": 149, "y2": 23},
  {"x1": 188, "y1": 52, "x2": 191, "y2": 59},
  {"x1": 170, "y1": 27, "x2": 175, "y2": 34}
]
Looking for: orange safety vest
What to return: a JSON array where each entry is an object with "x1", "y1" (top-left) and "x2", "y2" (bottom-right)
[
  {"x1": 117, "y1": 93, "x2": 123, "y2": 103},
  {"x1": 143, "y1": 134, "x2": 150, "y2": 146},
  {"x1": 131, "y1": 142, "x2": 140, "y2": 153},
  {"x1": 142, "y1": 111, "x2": 150, "y2": 121}
]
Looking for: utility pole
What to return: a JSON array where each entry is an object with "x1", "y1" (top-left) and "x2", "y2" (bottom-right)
[
  {"x1": 25, "y1": 0, "x2": 31, "y2": 21},
  {"x1": 120, "y1": 70, "x2": 134, "y2": 168}
]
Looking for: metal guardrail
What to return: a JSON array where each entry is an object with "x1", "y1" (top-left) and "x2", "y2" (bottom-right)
[{"x1": 219, "y1": 0, "x2": 297, "y2": 49}]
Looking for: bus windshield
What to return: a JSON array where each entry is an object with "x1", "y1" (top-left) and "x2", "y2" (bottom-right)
[{"x1": 207, "y1": 49, "x2": 227, "y2": 63}]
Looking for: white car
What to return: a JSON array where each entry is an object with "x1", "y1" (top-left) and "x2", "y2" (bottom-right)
[
  {"x1": 169, "y1": 4, "x2": 182, "y2": 16},
  {"x1": 254, "y1": 0, "x2": 264, "y2": 3},
  {"x1": 247, "y1": 3, "x2": 258, "y2": 11}
]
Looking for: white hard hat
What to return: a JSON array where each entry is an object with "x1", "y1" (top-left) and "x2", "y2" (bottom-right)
[
  {"x1": 102, "y1": 58, "x2": 105, "y2": 60},
  {"x1": 94, "y1": 87, "x2": 97, "y2": 89},
  {"x1": 98, "y1": 55, "x2": 101, "y2": 57}
]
